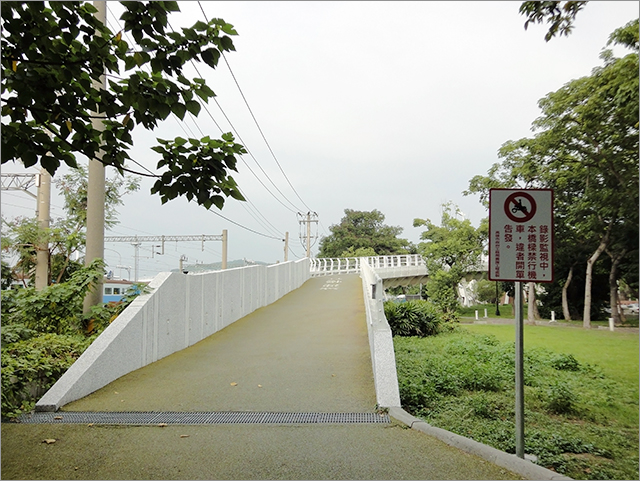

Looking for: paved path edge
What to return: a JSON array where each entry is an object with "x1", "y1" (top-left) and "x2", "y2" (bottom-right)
[{"x1": 388, "y1": 407, "x2": 573, "y2": 481}]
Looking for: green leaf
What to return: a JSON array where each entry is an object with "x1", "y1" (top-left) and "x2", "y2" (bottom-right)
[
  {"x1": 221, "y1": 24, "x2": 238, "y2": 36},
  {"x1": 201, "y1": 48, "x2": 220, "y2": 68},
  {"x1": 171, "y1": 102, "x2": 186, "y2": 120},
  {"x1": 185, "y1": 100, "x2": 201, "y2": 116}
]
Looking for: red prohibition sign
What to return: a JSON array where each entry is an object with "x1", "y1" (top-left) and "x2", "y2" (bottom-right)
[{"x1": 504, "y1": 192, "x2": 537, "y2": 223}]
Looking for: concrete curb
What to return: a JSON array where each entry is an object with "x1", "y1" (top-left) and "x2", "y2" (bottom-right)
[{"x1": 388, "y1": 407, "x2": 573, "y2": 481}]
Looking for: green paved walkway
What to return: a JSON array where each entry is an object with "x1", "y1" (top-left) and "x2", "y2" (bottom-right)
[
  {"x1": 1, "y1": 275, "x2": 521, "y2": 480},
  {"x1": 64, "y1": 275, "x2": 376, "y2": 413}
]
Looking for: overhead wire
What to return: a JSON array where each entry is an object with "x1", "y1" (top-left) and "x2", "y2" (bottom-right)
[
  {"x1": 106, "y1": 5, "x2": 289, "y2": 248},
  {"x1": 196, "y1": 2, "x2": 312, "y2": 214}
]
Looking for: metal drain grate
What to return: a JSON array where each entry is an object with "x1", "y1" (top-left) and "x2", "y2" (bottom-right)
[{"x1": 18, "y1": 411, "x2": 390, "y2": 425}]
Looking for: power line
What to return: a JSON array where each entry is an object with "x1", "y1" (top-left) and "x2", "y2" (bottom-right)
[
  {"x1": 106, "y1": 6, "x2": 289, "y2": 246},
  {"x1": 196, "y1": 2, "x2": 311, "y2": 214},
  {"x1": 219, "y1": 51, "x2": 314, "y2": 213},
  {"x1": 209, "y1": 209, "x2": 283, "y2": 241}
]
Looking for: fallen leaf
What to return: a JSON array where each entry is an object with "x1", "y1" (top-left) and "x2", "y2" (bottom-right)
[
  {"x1": 87, "y1": 423, "x2": 94, "y2": 427},
  {"x1": 258, "y1": 385, "x2": 262, "y2": 388},
  {"x1": 114, "y1": 392, "x2": 119, "y2": 394},
  {"x1": 180, "y1": 434, "x2": 190, "y2": 438},
  {"x1": 43, "y1": 439, "x2": 56, "y2": 444},
  {"x1": 158, "y1": 423, "x2": 167, "y2": 427},
  {"x1": 54, "y1": 416, "x2": 62, "y2": 420},
  {"x1": 230, "y1": 382, "x2": 238, "y2": 386}
]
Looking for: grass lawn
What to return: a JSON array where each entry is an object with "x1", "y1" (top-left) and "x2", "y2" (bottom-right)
[
  {"x1": 394, "y1": 325, "x2": 639, "y2": 480},
  {"x1": 461, "y1": 324, "x2": 639, "y2": 385}
]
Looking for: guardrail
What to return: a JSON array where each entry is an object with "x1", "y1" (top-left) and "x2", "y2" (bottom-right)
[{"x1": 310, "y1": 254, "x2": 425, "y2": 276}]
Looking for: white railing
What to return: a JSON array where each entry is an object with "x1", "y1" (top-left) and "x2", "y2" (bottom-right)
[{"x1": 310, "y1": 254, "x2": 425, "y2": 276}]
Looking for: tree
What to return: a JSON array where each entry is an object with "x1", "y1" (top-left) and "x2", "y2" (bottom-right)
[
  {"x1": 413, "y1": 203, "x2": 486, "y2": 319},
  {"x1": 55, "y1": 164, "x2": 140, "y2": 228},
  {"x1": 1, "y1": 1, "x2": 245, "y2": 210},
  {"x1": 318, "y1": 209, "x2": 414, "y2": 258},
  {"x1": 519, "y1": 1, "x2": 587, "y2": 41},
  {"x1": 466, "y1": 20, "x2": 639, "y2": 327},
  {"x1": 1, "y1": 260, "x2": 13, "y2": 290},
  {"x1": 1, "y1": 167, "x2": 139, "y2": 285}
]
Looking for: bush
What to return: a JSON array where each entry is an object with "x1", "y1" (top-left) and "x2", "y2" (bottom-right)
[
  {"x1": 2, "y1": 259, "x2": 105, "y2": 334},
  {"x1": 384, "y1": 300, "x2": 442, "y2": 337},
  {"x1": 0, "y1": 263, "x2": 146, "y2": 419},
  {"x1": 1, "y1": 334, "x2": 92, "y2": 419},
  {"x1": 546, "y1": 381, "x2": 578, "y2": 415}
]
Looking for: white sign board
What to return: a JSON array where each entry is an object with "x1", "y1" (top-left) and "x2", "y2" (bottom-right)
[{"x1": 489, "y1": 189, "x2": 554, "y2": 283}]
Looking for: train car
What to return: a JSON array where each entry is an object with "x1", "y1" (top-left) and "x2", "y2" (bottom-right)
[{"x1": 103, "y1": 279, "x2": 140, "y2": 303}]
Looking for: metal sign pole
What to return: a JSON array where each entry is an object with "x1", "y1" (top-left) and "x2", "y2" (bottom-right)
[{"x1": 515, "y1": 281, "x2": 524, "y2": 458}]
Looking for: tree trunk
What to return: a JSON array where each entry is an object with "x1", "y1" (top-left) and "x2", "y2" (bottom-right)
[
  {"x1": 527, "y1": 282, "x2": 540, "y2": 324},
  {"x1": 606, "y1": 248, "x2": 627, "y2": 326},
  {"x1": 583, "y1": 227, "x2": 611, "y2": 328},
  {"x1": 562, "y1": 266, "x2": 573, "y2": 320}
]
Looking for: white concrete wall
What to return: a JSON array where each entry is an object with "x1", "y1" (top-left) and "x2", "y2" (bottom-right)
[
  {"x1": 36, "y1": 259, "x2": 310, "y2": 412},
  {"x1": 359, "y1": 261, "x2": 401, "y2": 408}
]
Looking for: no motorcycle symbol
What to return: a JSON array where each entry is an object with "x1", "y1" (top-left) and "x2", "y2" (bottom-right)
[{"x1": 504, "y1": 192, "x2": 537, "y2": 223}]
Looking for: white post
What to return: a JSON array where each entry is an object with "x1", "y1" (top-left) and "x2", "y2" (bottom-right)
[
  {"x1": 551, "y1": 311, "x2": 555, "y2": 322},
  {"x1": 475, "y1": 310, "x2": 479, "y2": 320},
  {"x1": 484, "y1": 308, "x2": 488, "y2": 318},
  {"x1": 35, "y1": 169, "x2": 51, "y2": 290},
  {"x1": 608, "y1": 317, "x2": 614, "y2": 331}
]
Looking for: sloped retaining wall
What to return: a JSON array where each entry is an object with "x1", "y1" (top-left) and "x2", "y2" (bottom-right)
[
  {"x1": 359, "y1": 261, "x2": 401, "y2": 408},
  {"x1": 36, "y1": 259, "x2": 310, "y2": 412}
]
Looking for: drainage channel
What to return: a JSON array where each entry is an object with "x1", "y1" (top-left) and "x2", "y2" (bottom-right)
[{"x1": 19, "y1": 411, "x2": 391, "y2": 425}]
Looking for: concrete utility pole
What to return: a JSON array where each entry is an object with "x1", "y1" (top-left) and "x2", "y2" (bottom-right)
[
  {"x1": 284, "y1": 232, "x2": 289, "y2": 262},
  {"x1": 297, "y1": 212, "x2": 318, "y2": 258},
  {"x1": 83, "y1": 0, "x2": 107, "y2": 312},
  {"x1": 0, "y1": 171, "x2": 50, "y2": 290},
  {"x1": 35, "y1": 169, "x2": 51, "y2": 290},
  {"x1": 221, "y1": 229, "x2": 228, "y2": 270}
]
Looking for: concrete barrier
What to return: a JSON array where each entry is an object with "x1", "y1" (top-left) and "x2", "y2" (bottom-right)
[
  {"x1": 36, "y1": 259, "x2": 310, "y2": 412},
  {"x1": 359, "y1": 260, "x2": 401, "y2": 408}
]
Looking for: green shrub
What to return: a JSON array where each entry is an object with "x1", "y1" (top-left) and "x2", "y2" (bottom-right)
[
  {"x1": 551, "y1": 353, "x2": 581, "y2": 371},
  {"x1": 546, "y1": 381, "x2": 578, "y2": 415},
  {"x1": 1, "y1": 334, "x2": 91, "y2": 419},
  {"x1": 1, "y1": 324, "x2": 36, "y2": 347},
  {"x1": 2, "y1": 259, "x2": 105, "y2": 334},
  {"x1": 384, "y1": 300, "x2": 442, "y2": 337}
]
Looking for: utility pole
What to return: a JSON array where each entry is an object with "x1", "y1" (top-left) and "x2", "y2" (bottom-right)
[
  {"x1": 83, "y1": 0, "x2": 107, "y2": 313},
  {"x1": 221, "y1": 229, "x2": 227, "y2": 270},
  {"x1": 297, "y1": 212, "x2": 318, "y2": 258},
  {"x1": 131, "y1": 242, "x2": 140, "y2": 282},
  {"x1": 34, "y1": 169, "x2": 51, "y2": 290},
  {"x1": 284, "y1": 232, "x2": 289, "y2": 262}
]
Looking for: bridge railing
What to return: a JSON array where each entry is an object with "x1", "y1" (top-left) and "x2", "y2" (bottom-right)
[{"x1": 310, "y1": 254, "x2": 424, "y2": 276}]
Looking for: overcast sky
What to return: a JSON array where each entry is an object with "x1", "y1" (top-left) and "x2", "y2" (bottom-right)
[{"x1": 2, "y1": 1, "x2": 638, "y2": 280}]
